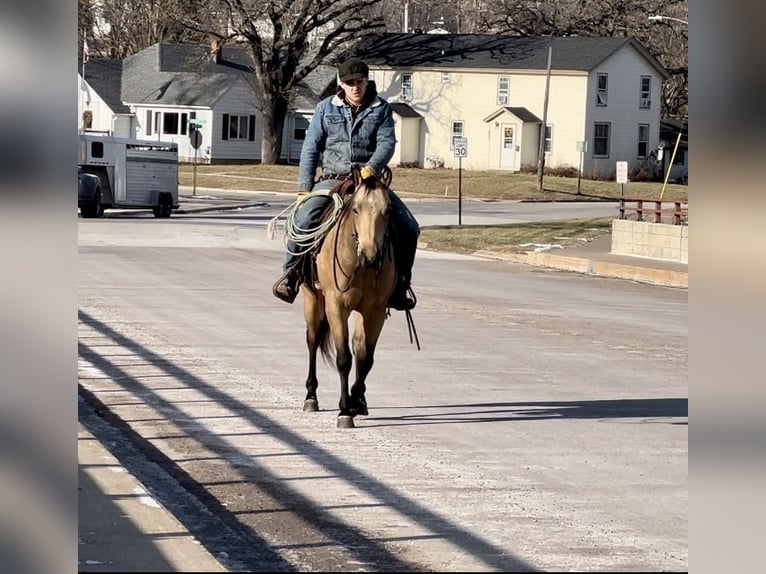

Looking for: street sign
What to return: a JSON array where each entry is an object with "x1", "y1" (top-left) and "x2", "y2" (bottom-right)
[
  {"x1": 616, "y1": 161, "x2": 629, "y2": 184},
  {"x1": 454, "y1": 137, "x2": 468, "y2": 158},
  {"x1": 576, "y1": 140, "x2": 588, "y2": 152},
  {"x1": 189, "y1": 119, "x2": 206, "y2": 127},
  {"x1": 190, "y1": 129, "x2": 203, "y2": 150}
]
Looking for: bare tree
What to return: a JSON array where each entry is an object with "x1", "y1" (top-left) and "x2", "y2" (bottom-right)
[
  {"x1": 174, "y1": 0, "x2": 385, "y2": 164},
  {"x1": 469, "y1": 0, "x2": 688, "y2": 117},
  {"x1": 79, "y1": 0, "x2": 209, "y2": 58}
]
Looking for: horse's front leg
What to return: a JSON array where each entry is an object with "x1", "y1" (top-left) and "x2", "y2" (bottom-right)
[
  {"x1": 349, "y1": 308, "x2": 388, "y2": 417},
  {"x1": 302, "y1": 287, "x2": 325, "y2": 412},
  {"x1": 325, "y1": 299, "x2": 354, "y2": 428}
]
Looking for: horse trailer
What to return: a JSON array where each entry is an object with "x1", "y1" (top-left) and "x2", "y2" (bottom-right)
[{"x1": 78, "y1": 134, "x2": 179, "y2": 218}]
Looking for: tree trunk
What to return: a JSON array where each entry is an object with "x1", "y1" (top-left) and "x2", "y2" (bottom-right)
[{"x1": 260, "y1": 96, "x2": 289, "y2": 165}]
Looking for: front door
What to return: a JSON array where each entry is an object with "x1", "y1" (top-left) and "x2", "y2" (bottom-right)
[{"x1": 500, "y1": 124, "x2": 516, "y2": 169}]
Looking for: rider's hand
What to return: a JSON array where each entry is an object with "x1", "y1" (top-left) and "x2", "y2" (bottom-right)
[{"x1": 360, "y1": 165, "x2": 375, "y2": 179}]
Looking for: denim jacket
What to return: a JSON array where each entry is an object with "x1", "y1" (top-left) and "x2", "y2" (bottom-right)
[{"x1": 297, "y1": 82, "x2": 396, "y2": 191}]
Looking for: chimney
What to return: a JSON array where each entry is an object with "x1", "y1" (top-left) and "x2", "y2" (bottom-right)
[{"x1": 210, "y1": 38, "x2": 222, "y2": 64}]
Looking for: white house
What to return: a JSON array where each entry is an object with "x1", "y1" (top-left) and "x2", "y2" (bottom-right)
[
  {"x1": 77, "y1": 42, "x2": 336, "y2": 164},
  {"x1": 354, "y1": 33, "x2": 671, "y2": 178}
]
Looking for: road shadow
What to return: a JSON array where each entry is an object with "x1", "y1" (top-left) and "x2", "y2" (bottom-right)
[
  {"x1": 361, "y1": 398, "x2": 688, "y2": 428},
  {"x1": 78, "y1": 309, "x2": 536, "y2": 572}
]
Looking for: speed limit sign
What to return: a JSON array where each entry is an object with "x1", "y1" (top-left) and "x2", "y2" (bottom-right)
[{"x1": 454, "y1": 137, "x2": 468, "y2": 158}]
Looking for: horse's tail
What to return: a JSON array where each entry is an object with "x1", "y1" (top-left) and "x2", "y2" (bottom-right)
[{"x1": 317, "y1": 314, "x2": 334, "y2": 365}]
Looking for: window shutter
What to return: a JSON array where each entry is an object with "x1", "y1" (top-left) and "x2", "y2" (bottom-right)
[
  {"x1": 222, "y1": 114, "x2": 229, "y2": 140},
  {"x1": 248, "y1": 115, "x2": 256, "y2": 141}
]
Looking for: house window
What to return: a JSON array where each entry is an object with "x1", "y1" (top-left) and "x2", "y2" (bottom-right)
[
  {"x1": 401, "y1": 73, "x2": 413, "y2": 101},
  {"x1": 640, "y1": 76, "x2": 652, "y2": 109},
  {"x1": 228, "y1": 115, "x2": 250, "y2": 139},
  {"x1": 159, "y1": 112, "x2": 189, "y2": 135},
  {"x1": 450, "y1": 120, "x2": 464, "y2": 149},
  {"x1": 154, "y1": 112, "x2": 161, "y2": 137},
  {"x1": 162, "y1": 112, "x2": 179, "y2": 135},
  {"x1": 82, "y1": 110, "x2": 93, "y2": 129},
  {"x1": 544, "y1": 125, "x2": 553, "y2": 153},
  {"x1": 594, "y1": 122, "x2": 610, "y2": 157},
  {"x1": 596, "y1": 73, "x2": 608, "y2": 106},
  {"x1": 293, "y1": 116, "x2": 309, "y2": 140},
  {"x1": 145, "y1": 110, "x2": 152, "y2": 136},
  {"x1": 90, "y1": 141, "x2": 104, "y2": 158},
  {"x1": 442, "y1": 72, "x2": 450, "y2": 84},
  {"x1": 637, "y1": 124, "x2": 650, "y2": 158},
  {"x1": 497, "y1": 76, "x2": 509, "y2": 104},
  {"x1": 221, "y1": 114, "x2": 256, "y2": 141}
]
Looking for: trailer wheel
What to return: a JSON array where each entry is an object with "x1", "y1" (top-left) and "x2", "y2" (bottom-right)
[
  {"x1": 81, "y1": 188, "x2": 104, "y2": 218},
  {"x1": 153, "y1": 193, "x2": 173, "y2": 218}
]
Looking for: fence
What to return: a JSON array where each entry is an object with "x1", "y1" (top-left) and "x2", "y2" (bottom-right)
[{"x1": 617, "y1": 199, "x2": 688, "y2": 225}]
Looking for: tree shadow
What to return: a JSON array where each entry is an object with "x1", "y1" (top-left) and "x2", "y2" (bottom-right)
[{"x1": 362, "y1": 398, "x2": 688, "y2": 428}]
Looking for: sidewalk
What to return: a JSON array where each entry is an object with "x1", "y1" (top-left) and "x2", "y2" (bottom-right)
[{"x1": 474, "y1": 234, "x2": 688, "y2": 289}]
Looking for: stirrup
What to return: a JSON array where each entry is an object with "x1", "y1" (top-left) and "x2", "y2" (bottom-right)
[{"x1": 272, "y1": 269, "x2": 300, "y2": 303}]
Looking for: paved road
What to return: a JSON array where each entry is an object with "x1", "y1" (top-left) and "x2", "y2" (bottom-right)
[
  {"x1": 78, "y1": 218, "x2": 687, "y2": 571},
  {"x1": 175, "y1": 189, "x2": 619, "y2": 227}
]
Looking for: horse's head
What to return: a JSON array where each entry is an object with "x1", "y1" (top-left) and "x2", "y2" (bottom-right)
[{"x1": 349, "y1": 166, "x2": 393, "y2": 269}]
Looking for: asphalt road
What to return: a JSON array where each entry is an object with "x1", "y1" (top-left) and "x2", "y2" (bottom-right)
[{"x1": 78, "y1": 216, "x2": 687, "y2": 571}]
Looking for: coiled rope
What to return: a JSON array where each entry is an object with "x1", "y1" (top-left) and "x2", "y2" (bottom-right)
[{"x1": 267, "y1": 191, "x2": 347, "y2": 256}]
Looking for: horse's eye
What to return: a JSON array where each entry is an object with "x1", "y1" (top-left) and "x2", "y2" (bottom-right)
[{"x1": 352, "y1": 208, "x2": 359, "y2": 214}]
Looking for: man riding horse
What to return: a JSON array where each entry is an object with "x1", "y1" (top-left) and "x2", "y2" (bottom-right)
[{"x1": 272, "y1": 58, "x2": 419, "y2": 311}]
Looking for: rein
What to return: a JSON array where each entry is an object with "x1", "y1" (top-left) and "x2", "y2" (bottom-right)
[{"x1": 330, "y1": 183, "x2": 393, "y2": 294}]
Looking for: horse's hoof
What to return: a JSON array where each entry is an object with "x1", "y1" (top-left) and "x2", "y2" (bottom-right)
[
  {"x1": 337, "y1": 415, "x2": 355, "y2": 429},
  {"x1": 303, "y1": 399, "x2": 319, "y2": 412}
]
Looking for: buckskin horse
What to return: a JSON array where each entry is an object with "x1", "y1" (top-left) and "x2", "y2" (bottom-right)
[{"x1": 301, "y1": 166, "x2": 397, "y2": 428}]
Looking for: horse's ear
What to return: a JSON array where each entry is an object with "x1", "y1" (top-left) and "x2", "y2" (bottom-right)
[{"x1": 379, "y1": 166, "x2": 392, "y2": 188}]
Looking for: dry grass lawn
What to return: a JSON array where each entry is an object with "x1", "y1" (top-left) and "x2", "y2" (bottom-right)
[
  {"x1": 179, "y1": 164, "x2": 688, "y2": 202},
  {"x1": 179, "y1": 164, "x2": 685, "y2": 256},
  {"x1": 418, "y1": 217, "x2": 614, "y2": 255}
]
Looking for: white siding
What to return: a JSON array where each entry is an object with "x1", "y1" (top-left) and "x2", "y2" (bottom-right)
[
  {"x1": 373, "y1": 68, "x2": 589, "y2": 171},
  {"x1": 210, "y1": 79, "x2": 260, "y2": 162},
  {"x1": 78, "y1": 75, "x2": 133, "y2": 135},
  {"x1": 393, "y1": 116, "x2": 421, "y2": 166},
  {"x1": 131, "y1": 105, "x2": 213, "y2": 163},
  {"x1": 370, "y1": 43, "x2": 664, "y2": 173},
  {"x1": 584, "y1": 45, "x2": 664, "y2": 178},
  {"x1": 281, "y1": 112, "x2": 312, "y2": 164}
]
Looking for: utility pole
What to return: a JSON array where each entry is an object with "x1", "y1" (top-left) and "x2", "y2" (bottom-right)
[{"x1": 536, "y1": 45, "x2": 552, "y2": 192}]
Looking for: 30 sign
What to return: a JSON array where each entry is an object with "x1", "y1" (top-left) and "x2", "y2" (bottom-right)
[{"x1": 453, "y1": 137, "x2": 468, "y2": 158}]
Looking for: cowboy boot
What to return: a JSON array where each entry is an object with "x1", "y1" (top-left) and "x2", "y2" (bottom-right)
[
  {"x1": 388, "y1": 276, "x2": 417, "y2": 311},
  {"x1": 272, "y1": 268, "x2": 302, "y2": 304}
]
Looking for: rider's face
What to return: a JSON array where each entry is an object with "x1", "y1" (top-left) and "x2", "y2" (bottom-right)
[{"x1": 341, "y1": 77, "x2": 368, "y2": 106}]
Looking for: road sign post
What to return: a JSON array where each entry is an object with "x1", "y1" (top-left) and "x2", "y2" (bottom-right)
[
  {"x1": 616, "y1": 160, "x2": 629, "y2": 198},
  {"x1": 189, "y1": 127, "x2": 203, "y2": 197},
  {"x1": 454, "y1": 138, "x2": 468, "y2": 225},
  {"x1": 576, "y1": 141, "x2": 588, "y2": 194}
]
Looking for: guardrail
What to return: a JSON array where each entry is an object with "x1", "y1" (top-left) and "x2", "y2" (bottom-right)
[{"x1": 617, "y1": 199, "x2": 688, "y2": 225}]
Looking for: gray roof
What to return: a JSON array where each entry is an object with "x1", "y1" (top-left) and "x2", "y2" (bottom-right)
[
  {"x1": 82, "y1": 43, "x2": 336, "y2": 110},
  {"x1": 390, "y1": 102, "x2": 423, "y2": 118},
  {"x1": 484, "y1": 106, "x2": 541, "y2": 123},
  {"x1": 353, "y1": 33, "x2": 668, "y2": 76},
  {"x1": 80, "y1": 59, "x2": 130, "y2": 113}
]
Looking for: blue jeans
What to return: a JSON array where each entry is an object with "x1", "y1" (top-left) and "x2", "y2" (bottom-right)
[{"x1": 283, "y1": 178, "x2": 420, "y2": 280}]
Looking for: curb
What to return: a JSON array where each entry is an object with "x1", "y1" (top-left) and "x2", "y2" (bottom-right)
[
  {"x1": 473, "y1": 250, "x2": 688, "y2": 289},
  {"x1": 175, "y1": 201, "x2": 268, "y2": 214}
]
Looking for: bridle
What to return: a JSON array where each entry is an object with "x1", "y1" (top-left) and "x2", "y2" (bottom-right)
[{"x1": 331, "y1": 179, "x2": 392, "y2": 292}]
